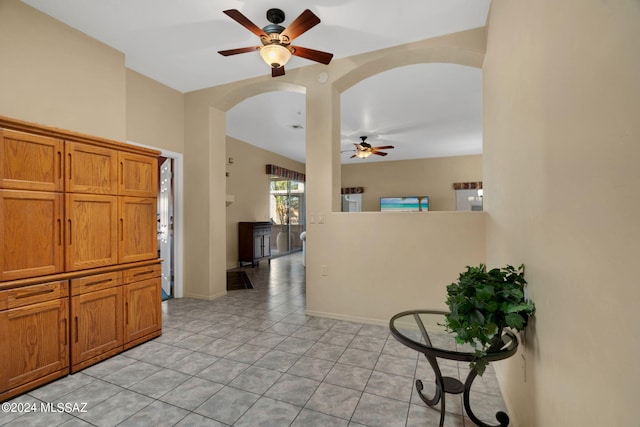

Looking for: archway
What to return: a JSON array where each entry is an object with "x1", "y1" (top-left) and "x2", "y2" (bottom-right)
[
  {"x1": 225, "y1": 89, "x2": 307, "y2": 268},
  {"x1": 339, "y1": 62, "x2": 483, "y2": 212}
]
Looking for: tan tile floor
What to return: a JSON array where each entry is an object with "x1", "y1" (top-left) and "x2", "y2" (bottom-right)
[{"x1": 1, "y1": 252, "x2": 507, "y2": 426}]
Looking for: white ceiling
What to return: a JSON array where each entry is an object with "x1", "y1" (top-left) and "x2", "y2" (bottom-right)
[{"x1": 21, "y1": 0, "x2": 489, "y2": 164}]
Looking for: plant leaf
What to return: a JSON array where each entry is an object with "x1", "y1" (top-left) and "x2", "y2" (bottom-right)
[
  {"x1": 506, "y1": 303, "x2": 533, "y2": 313},
  {"x1": 469, "y1": 310, "x2": 485, "y2": 324},
  {"x1": 505, "y1": 313, "x2": 525, "y2": 330},
  {"x1": 476, "y1": 285, "x2": 494, "y2": 301}
]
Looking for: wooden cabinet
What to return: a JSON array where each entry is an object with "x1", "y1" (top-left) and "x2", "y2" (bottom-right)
[
  {"x1": 70, "y1": 272, "x2": 123, "y2": 373},
  {"x1": 123, "y1": 264, "x2": 161, "y2": 349},
  {"x1": 238, "y1": 222, "x2": 272, "y2": 267},
  {"x1": 0, "y1": 129, "x2": 63, "y2": 192},
  {"x1": 1, "y1": 126, "x2": 159, "y2": 279},
  {"x1": 0, "y1": 281, "x2": 69, "y2": 401},
  {"x1": 119, "y1": 197, "x2": 158, "y2": 264},
  {"x1": 119, "y1": 152, "x2": 158, "y2": 197},
  {"x1": 65, "y1": 194, "x2": 118, "y2": 271},
  {"x1": 0, "y1": 116, "x2": 162, "y2": 398},
  {"x1": 65, "y1": 142, "x2": 117, "y2": 195},
  {"x1": 0, "y1": 190, "x2": 64, "y2": 281}
]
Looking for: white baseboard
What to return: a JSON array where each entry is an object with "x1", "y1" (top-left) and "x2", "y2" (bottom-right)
[
  {"x1": 181, "y1": 290, "x2": 227, "y2": 301},
  {"x1": 304, "y1": 310, "x2": 390, "y2": 327}
]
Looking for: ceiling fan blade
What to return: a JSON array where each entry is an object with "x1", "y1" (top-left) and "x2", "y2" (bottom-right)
[
  {"x1": 291, "y1": 46, "x2": 333, "y2": 65},
  {"x1": 372, "y1": 151, "x2": 388, "y2": 156},
  {"x1": 223, "y1": 9, "x2": 268, "y2": 38},
  {"x1": 350, "y1": 154, "x2": 357, "y2": 158},
  {"x1": 372, "y1": 145, "x2": 395, "y2": 150},
  {"x1": 355, "y1": 143, "x2": 364, "y2": 151},
  {"x1": 280, "y1": 9, "x2": 320, "y2": 41},
  {"x1": 272, "y1": 66, "x2": 286, "y2": 77},
  {"x1": 218, "y1": 46, "x2": 259, "y2": 56}
]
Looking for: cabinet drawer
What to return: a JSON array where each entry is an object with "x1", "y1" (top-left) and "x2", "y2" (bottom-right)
[
  {"x1": 71, "y1": 272, "x2": 121, "y2": 296},
  {"x1": 254, "y1": 227, "x2": 271, "y2": 236},
  {"x1": 122, "y1": 264, "x2": 161, "y2": 283},
  {"x1": 0, "y1": 281, "x2": 68, "y2": 310}
]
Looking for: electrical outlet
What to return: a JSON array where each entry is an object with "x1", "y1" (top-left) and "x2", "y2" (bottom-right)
[
  {"x1": 309, "y1": 215, "x2": 315, "y2": 224},
  {"x1": 318, "y1": 214, "x2": 325, "y2": 224},
  {"x1": 321, "y1": 265, "x2": 328, "y2": 276}
]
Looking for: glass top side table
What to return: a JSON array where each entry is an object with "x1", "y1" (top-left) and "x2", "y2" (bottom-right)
[{"x1": 389, "y1": 309, "x2": 518, "y2": 427}]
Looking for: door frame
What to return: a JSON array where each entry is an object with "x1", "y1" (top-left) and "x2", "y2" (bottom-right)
[{"x1": 127, "y1": 141, "x2": 184, "y2": 298}]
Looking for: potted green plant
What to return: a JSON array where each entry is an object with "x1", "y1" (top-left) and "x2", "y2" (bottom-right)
[{"x1": 443, "y1": 264, "x2": 535, "y2": 375}]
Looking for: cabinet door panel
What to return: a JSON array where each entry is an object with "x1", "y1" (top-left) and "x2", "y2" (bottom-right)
[
  {"x1": 0, "y1": 129, "x2": 63, "y2": 191},
  {"x1": 71, "y1": 287, "x2": 123, "y2": 366},
  {"x1": 118, "y1": 152, "x2": 157, "y2": 197},
  {"x1": 263, "y1": 235, "x2": 271, "y2": 258},
  {"x1": 119, "y1": 197, "x2": 157, "y2": 263},
  {"x1": 0, "y1": 298, "x2": 69, "y2": 392},
  {"x1": 253, "y1": 236, "x2": 262, "y2": 259},
  {"x1": 124, "y1": 278, "x2": 161, "y2": 344},
  {"x1": 0, "y1": 190, "x2": 63, "y2": 280},
  {"x1": 66, "y1": 194, "x2": 118, "y2": 271},
  {"x1": 66, "y1": 142, "x2": 117, "y2": 194}
]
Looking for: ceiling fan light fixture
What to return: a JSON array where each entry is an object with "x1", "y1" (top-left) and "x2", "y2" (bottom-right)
[
  {"x1": 260, "y1": 44, "x2": 291, "y2": 69},
  {"x1": 355, "y1": 150, "x2": 372, "y2": 159}
]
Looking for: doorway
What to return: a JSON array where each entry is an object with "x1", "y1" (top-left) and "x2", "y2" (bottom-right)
[
  {"x1": 269, "y1": 178, "x2": 305, "y2": 257},
  {"x1": 158, "y1": 156, "x2": 174, "y2": 299},
  {"x1": 155, "y1": 150, "x2": 183, "y2": 299},
  {"x1": 127, "y1": 141, "x2": 183, "y2": 299}
]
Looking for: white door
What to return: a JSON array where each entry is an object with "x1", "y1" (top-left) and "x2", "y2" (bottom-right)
[{"x1": 158, "y1": 157, "x2": 173, "y2": 298}]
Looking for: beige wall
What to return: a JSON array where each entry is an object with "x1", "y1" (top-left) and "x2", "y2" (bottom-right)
[
  {"x1": 484, "y1": 1, "x2": 640, "y2": 426},
  {"x1": 306, "y1": 212, "x2": 485, "y2": 323},
  {"x1": 0, "y1": 0, "x2": 186, "y2": 153},
  {"x1": 0, "y1": 0, "x2": 126, "y2": 141},
  {"x1": 341, "y1": 155, "x2": 482, "y2": 211},
  {"x1": 225, "y1": 136, "x2": 305, "y2": 269},
  {"x1": 126, "y1": 69, "x2": 184, "y2": 153}
]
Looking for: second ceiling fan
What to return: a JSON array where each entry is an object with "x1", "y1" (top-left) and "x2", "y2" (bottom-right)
[
  {"x1": 351, "y1": 136, "x2": 395, "y2": 159},
  {"x1": 218, "y1": 8, "x2": 333, "y2": 77}
]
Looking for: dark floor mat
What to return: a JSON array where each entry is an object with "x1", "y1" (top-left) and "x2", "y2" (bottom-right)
[{"x1": 227, "y1": 271, "x2": 254, "y2": 290}]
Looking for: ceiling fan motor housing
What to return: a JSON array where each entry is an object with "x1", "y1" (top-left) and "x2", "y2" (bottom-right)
[
  {"x1": 262, "y1": 24, "x2": 285, "y2": 36},
  {"x1": 262, "y1": 8, "x2": 288, "y2": 50},
  {"x1": 266, "y1": 8, "x2": 285, "y2": 24}
]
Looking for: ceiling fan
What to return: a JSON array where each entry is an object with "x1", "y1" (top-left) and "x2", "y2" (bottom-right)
[
  {"x1": 349, "y1": 136, "x2": 395, "y2": 159},
  {"x1": 218, "y1": 8, "x2": 334, "y2": 77}
]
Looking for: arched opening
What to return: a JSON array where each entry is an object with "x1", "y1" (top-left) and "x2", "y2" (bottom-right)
[
  {"x1": 339, "y1": 63, "x2": 482, "y2": 212},
  {"x1": 224, "y1": 86, "x2": 307, "y2": 269}
]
